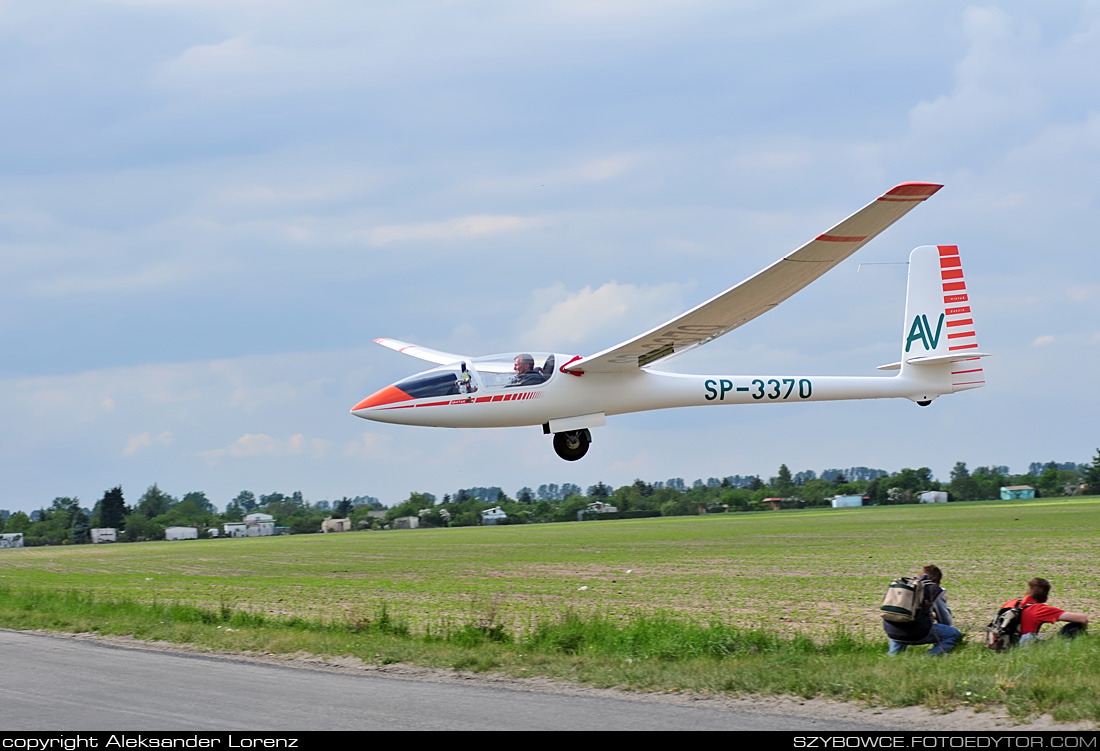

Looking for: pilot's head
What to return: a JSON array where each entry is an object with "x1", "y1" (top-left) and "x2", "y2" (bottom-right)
[{"x1": 514, "y1": 354, "x2": 535, "y2": 374}]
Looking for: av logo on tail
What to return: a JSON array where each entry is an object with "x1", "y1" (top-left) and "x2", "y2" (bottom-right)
[{"x1": 905, "y1": 313, "x2": 945, "y2": 352}]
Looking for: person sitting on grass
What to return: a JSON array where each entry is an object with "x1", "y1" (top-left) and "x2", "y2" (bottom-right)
[
  {"x1": 1005, "y1": 577, "x2": 1088, "y2": 645},
  {"x1": 883, "y1": 564, "x2": 961, "y2": 656}
]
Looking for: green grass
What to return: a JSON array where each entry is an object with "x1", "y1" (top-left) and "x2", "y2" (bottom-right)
[{"x1": 2, "y1": 496, "x2": 1099, "y2": 722}]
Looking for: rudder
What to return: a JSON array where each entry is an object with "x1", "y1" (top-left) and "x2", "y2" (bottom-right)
[{"x1": 899, "y1": 245, "x2": 986, "y2": 394}]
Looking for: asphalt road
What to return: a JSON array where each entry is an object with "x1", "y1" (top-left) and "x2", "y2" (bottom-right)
[{"x1": 0, "y1": 630, "x2": 892, "y2": 731}]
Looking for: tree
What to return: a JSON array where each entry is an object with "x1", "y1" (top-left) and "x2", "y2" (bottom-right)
[
  {"x1": 386, "y1": 492, "x2": 436, "y2": 522},
  {"x1": 259, "y1": 492, "x2": 286, "y2": 508},
  {"x1": 1085, "y1": 449, "x2": 1100, "y2": 495},
  {"x1": 135, "y1": 484, "x2": 176, "y2": 518},
  {"x1": 123, "y1": 512, "x2": 161, "y2": 542},
  {"x1": 587, "y1": 482, "x2": 610, "y2": 498},
  {"x1": 516, "y1": 487, "x2": 533, "y2": 504},
  {"x1": 5, "y1": 511, "x2": 30, "y2": 534},
  {"x1": 774, "y1": 465, "x2": 794, "y2": 496},
  {"x1": 98, "y1": 486, "x2": 127, "y2": 529},
  {"x1": 948, "y1": 462, "x2": 980, "y2": 501},
  {"x1": 231, "y1": 490, "x2": 257, "y2": 513},
  {"x1": 334, "y1": 497, "x2": 353, "y2": 518}
]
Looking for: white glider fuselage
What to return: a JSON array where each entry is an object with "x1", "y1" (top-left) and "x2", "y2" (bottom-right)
[
  {"x1": 352, "y1": 183, "x2": 987, "y2": 461},
  {"x1": 355, "y1": 366, "x2": 960, "y2": 430}
]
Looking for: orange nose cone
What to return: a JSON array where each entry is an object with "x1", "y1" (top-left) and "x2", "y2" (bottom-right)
[{"x1": 351, "y1": 385, "x2": 414, "y2": 412}]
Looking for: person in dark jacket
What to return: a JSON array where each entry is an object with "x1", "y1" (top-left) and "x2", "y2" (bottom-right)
[{"x1": 884, "y1": 564, "x2": 961, "y2": 656}]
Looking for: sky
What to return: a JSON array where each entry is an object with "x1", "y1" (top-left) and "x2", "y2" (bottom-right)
[{"x1": 2, "y1": 1, "x2": 1098, "y2": 514}]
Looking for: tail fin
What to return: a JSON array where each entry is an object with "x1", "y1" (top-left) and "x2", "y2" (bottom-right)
[{"x1": 879, "y1": 245, "x2": 988, "y2": 399}]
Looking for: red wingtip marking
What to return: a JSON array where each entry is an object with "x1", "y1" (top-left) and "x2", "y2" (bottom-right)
[
  {"x1": 816, "y1": 234, "x2": 868, "y2": 242},
  {"x1": 885, "y1": 183, "x2": 943, "y2": 197},
  {"x1": 937, "y1": 245, "x2": 959, "y2": 256}
]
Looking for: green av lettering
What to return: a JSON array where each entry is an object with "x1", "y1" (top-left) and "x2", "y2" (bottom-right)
[{"x1": 905, "y1": 313, "x2": 945, "y2": 352}]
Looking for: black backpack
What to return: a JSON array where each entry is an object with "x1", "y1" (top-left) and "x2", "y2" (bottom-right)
[{"x1": 985, "y1": 598, "x2": 1031, "y2": 651}]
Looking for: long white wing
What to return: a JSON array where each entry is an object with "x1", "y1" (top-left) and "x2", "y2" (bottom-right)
[
  {"x1": 374, "y1": 337, "x2": 469, "y2": 365},
  {"x1": 565, "y1": 182, "x2": 942, "y2": 374}
]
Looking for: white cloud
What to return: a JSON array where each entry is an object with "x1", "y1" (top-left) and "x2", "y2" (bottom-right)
[
  {"x1": 1032, "y1": 335, "x2": 1055, "y2": 346},
  {"x1": 122, "y1": 430, "x2": 172, "y2": 457},
  {"x1": 160, "y1": 35, "x2": 291, "y2": 84},
  {"x1": 909, "y1": 7, "x2": 1045, "y2": 139},
  {"x1": 359, "y1": 215, "x2": 551, "y2": 247},
  {"x1": 470, "y1": 154, "x2": 643, "y2": 193},
  {"x1": 27, "y1": 262, "x2": 191, "y2": 297},
  {"x1": 520, "y1": 280, "x2": 690, "y2": 350},
  {"x1": 1068, "y1": 284, "x2": 1099, "y2": 302},
  {"x1": 341, "y1": 431, "x2": 397, "y2": 460},
  {"x1": 200, "y1": 431, "x2": 329, "y2": 462}
]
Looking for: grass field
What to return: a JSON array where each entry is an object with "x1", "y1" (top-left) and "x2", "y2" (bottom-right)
[{"x1": 3, "y1": 497, "x2": 1100, "y2": 722}]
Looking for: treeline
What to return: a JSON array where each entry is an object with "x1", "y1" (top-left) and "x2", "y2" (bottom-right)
[
  {"x1": 0, "y1": 486, "x2": 383, "y2": 547},
  {"x1": 2, "y1": 453, "x2": 1098, "y2": 546}
]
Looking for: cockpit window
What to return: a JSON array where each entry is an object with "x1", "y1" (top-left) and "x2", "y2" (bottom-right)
[
  {"x1": 472, "y1": 353, "x2": 556, "y2": 391},
  {"x1": 395, "y1": 364, "x2": 478, "y2": 399}
]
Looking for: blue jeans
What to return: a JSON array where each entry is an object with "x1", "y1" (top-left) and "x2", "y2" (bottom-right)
[{"x1": 888, "y1": 623, "x2": 961, "y2": 656}]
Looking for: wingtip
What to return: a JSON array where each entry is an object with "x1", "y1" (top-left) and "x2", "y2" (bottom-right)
[{"x1": 884, "y1": 182, "x2": 943, "y2": 198}]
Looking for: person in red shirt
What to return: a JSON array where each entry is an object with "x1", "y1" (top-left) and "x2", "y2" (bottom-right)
[{"x1": 1002, "y1": 577, "x2": 1089, "y2": 645}]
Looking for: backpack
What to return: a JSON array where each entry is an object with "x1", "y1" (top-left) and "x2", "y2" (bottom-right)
[
  {"x1": 880, "y1": 576, "x2": 928, "y2": 623},
  {"x1": 985, "y1": 598, "x2": 1031, "y2": 651}
]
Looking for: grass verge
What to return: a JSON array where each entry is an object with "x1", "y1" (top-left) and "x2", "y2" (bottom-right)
[{"x1": 2, "y1": 585, "x2": 1098, "y2": 725}]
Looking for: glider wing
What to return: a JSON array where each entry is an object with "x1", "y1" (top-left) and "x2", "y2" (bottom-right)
[
  {"x1": 374, "y1": 337, "x2": 468, "y2": 365},
  {"x1": 565, "y1": 182, "x2": 942, "y2": 374}
]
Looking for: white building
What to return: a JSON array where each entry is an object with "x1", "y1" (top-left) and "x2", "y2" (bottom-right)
[
  {"x1": 0, "y1": 533, "x2": 24, "y2": 548},
  {"x1": 919, "y1": 491, "x2": 948, "y2": 503},
  {"x1": 165, "y1": 526, "x2": 199, "y2": 541},
  {"x1": 322, "y1": 517, "x2": 353, "y2": 533},
  {"x1": 831, "y1": 495, "x2": 864, "y2": 508},
  {"x1": 241, "y1": 513, "x2": 276, "y2": 536},
  {"x1": 243, "y1": 513, "x2": 275, "y2": 524},
  {"x1": 481, "y1": 507, "x2": 508, "y2": 525},
  {"x1": 223, "y1": 522, "x2": 248, "y2": 538},
  {"x1": 578, "y1": 502, "x2": 618, "y2": 521},
  {"x1": 90, "y1": 528, "x2": 117, "y2": 543}
]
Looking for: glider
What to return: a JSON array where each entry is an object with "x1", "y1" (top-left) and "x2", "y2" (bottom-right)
[{"x1": 352, "y1": 183, "x2": 986, "y2": 460}]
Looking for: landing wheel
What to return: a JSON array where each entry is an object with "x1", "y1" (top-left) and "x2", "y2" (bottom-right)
[
  {"x1": 553, "y1": 429, "x2": 591, "y2": 461},
  {"x1": 917, "y1": 400, "x2": 932, "y2": 407}
]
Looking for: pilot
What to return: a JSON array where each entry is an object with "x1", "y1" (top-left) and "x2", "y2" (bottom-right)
[
  {"x1": 459, "y1": 362, "x2": 476, "y2": 394},
  {"x1": 510, "y1": 354, "x2": 544, "y2": 386}
]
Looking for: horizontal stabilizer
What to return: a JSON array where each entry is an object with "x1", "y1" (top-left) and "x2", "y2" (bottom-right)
[{"x1": 878, "y1": 352, "x2": 991, "y2": 371}]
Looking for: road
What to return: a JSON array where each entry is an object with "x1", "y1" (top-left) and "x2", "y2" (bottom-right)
[{"x1": 0, "y1": 630, "x2": 894, "y2": 731}]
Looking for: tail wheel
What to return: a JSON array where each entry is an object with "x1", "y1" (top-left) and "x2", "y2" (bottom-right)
[{"x1": 553, "y1": 429, "x2": 591, "y2": 461}]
